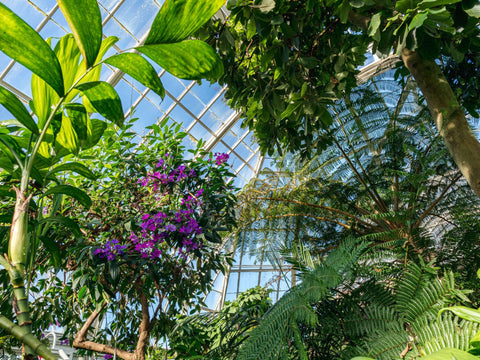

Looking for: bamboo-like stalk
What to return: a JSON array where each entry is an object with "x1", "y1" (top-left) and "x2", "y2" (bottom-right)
[{"x1": 0, "y1": 315, "x2": 56, "y2": 360}]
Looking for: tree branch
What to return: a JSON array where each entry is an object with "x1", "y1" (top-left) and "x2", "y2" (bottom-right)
[{"x1": 73, "y1": 303, "x2": 133, "y2": 360}]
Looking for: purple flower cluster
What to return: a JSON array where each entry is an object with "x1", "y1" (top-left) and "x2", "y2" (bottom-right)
[
  {"x1": 103, "y1": 354, "x2": 113, "y2": 360},
  {"x1": 93, "y1": 239, "x2": 127, "y2": 261},
  {"x1": 214, "y1": 152, "x2": 229, "y2": 166},
  {"x1": 137, "y1": 154, "x2": 196, "y2": 191},
  {"x1": 94, "y1": 155, "x2": 210, "y2": 262},
  {"x1": 59, "y1": 339, "x2": 69, "y2": 346}
]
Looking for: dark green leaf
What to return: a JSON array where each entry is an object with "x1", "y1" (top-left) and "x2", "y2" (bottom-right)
[
  {"x1": 145, "y1": 0, "x2": 224, "y2": 44},
  {"x1": 39, "y1": 236, "x2": 61, "y2": 267},
  {"x1": 83, "y1": 118, "x2": 107, "y2": 149},
  {"x1": 47, "y1": 162, "x2": 96, "y2": 180},
  {"x1": 0, "y1": 3, "x2": 64, "y2": 96},
  {"x1": 0, "y1": 86, "x2": 38, "y2": 134},
  {"x1": 137, "y1": 40, "x2": 224, "y2": 80},
  {"x1": 75, "y1": 81, "x2": 124, "y2": 126},
  {"x1": 57, "y1": 0, "x2": 102, "y2": 68},
  {"x1": 419, "y1": 0, "x2": 462, "y2": 9},
  {"x1": 42, "y1": 185, "x2": 92, "y2": 208},
  {"x1": 39, "y1": 216, "x2": 82, "y2": 239},
  {"x1": 105, "y1": 53, "x2": 165, "y2": 98}
]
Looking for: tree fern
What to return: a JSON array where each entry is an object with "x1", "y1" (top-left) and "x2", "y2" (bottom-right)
[{"x1": 237, "y1": 240, "x2": 368, "y2": 360}]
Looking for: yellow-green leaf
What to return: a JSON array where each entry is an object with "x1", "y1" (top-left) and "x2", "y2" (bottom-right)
[
  {"x1": 57, "y1": 0, "x2": 102, "y2": 69},
  {"x1": 145, "y1": 0, "x2": 225, "y2": 44},
  {"x1": 0, "y1": 3, "x2": 64, "y2": 96},
  {"x1": 75, "y1": 82, "x2": 124, "y2": 126},
  {"x1": 420, "y1": 348, "x2": 479, "y2": 359},
  {"x1": 137, "y1": 40, "x2": 224, "y2": 80},
  {"x1": 0, "y1": 87, "x2": 38, "y2": 135},
  {"x1": 65, "y1": 103, "x2": 88, "y2": 140},
  {"x1": 65, "y1": 36, "x2": 119, "y2": 104},
  {"x1": 56, "y1": 115, "x2": 79, "y2": 155},
  {"x1": 105, "y1": 53, "x2": 165, "y2": 98},
  {"x1": 439, "y1": 306, "x2": 480, "y2": 323},
  {"x1": 54, "y1": 34, "x2": 81, "y2": 91}
]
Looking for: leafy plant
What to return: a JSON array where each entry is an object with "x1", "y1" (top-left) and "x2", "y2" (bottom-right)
[
  {"x1": 0, "y1": 0, "x2": 225, "y2": 359},
  {"x1": 207, "y1": 0, "x2": 480, "y2": 197}
]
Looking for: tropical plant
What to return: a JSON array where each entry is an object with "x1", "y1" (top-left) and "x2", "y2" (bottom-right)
[
  {"x1": 22, "y1": 119, "x2": 237, "y2": 360},
  {"x1": 207, "y1": 0, "x2": 480, "y2": 198},
  {"x1": 236, "y1": 72, "x2": 479, "y2": 271},
  {"x1": 0, "y1": 0, "x2": 225, "y2": 359},
  {"x1": 167, "y1": 286, "x2": 272, "y2": 359}
]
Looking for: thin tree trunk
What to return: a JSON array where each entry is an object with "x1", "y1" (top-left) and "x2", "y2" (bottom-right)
[{"x1": 401, "y1": 48, "x2": 480, "y2": 198}]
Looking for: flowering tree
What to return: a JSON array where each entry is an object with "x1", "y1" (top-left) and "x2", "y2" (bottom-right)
[
  {"x1": 29, "y1": 120, "x2": 236, "y2": 360},
  {"x1": 0, "y1": 0, "x2": 225, "y2": 359}
]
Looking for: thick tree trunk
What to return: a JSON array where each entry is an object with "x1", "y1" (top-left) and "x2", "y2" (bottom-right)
[{"x1": 402, "y1": 48, "x2": 480, "y2": 198}]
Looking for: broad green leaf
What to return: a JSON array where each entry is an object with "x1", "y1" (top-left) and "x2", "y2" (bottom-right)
[
  {"x1": 65, "y1": 36, "x2": 119, "y2": 103},
  {"x1": 0, "y1": 87, "x2": 38, "y2": 134},
  {"x1": 47, "y1": 162, "x2": 96, "y2": 180},
  {"x1": 463, "y1": 0, "x2": 480, "y2": 17},
  {"x1": 65, "y1": 103, "x2": 88, "y2": 140},
  {"x1": 0, "y1": 4, "x2": 64, "y2": 96},
  {"x1": 83, "y1": 118, "x2": 107, "y2": 149},
  {"x1": 137, "y1": 40, "x2": 224, "y2": 80},
  {"x1": 409, "y1": 10, "x2": 428, "y2": 30},
  {"x1": 42, "y1": 185, "x2": 92, "y2": 208},
  {"x1": 420, "y1": 348, "x2": 479, "y2": 359},
  {"x1": 471, "y1": 329, "x2": 480, "y2": 348},
  {"x1": 56, "y1": 115, "x2": 79, "y2": 155},
  {"x1": 39, "y1": 216, "x2": 82, "y2": 239},
  {"x1": 75, "y1": 81, "x2": 124, "y2": 126},
  {"x1": 54, "y1": 34, "x2": 81, "y2": 91},
  {"x1": 38, "y1": 236, "x2": 61, "y2": 267},
  {"x1": 350, "y1": 358, "x2": 376, "y2": 360},
  {"x1": 368, "y1": 12, "x2": 382, "y2": 38},
  {"x1": 145, "y1": 0, "x2": 224, "y2": 44},
  {"x1": 396, "y1": 0, "x2": 416, "y2": 12},
  {"x1": 438, "y1": 306, "x2": 480, "y2": 323},
  {"x1": 57, "y1": 0, "x2": 102, "y2": 69},
  {"x1": 105, "y1": 53, "x2": 165, "y2": 98}
]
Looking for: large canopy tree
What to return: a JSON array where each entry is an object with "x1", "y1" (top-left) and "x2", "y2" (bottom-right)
[{"x1": 207, "y1": 0, "x2": 480, "y2": 197}]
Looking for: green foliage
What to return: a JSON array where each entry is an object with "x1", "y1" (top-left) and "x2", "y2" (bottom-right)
[
  {"x1": 0, "y1": 0, "x2": 227, "y2": 358},
  {"x1": 168, "y1": 286, "x2": 272, "y2": 359},
  {"x1": 207, "y1": 0, "x2": 480, "y2": 157},
  {"x1": 237, "y1": 239, "x2": 369, "y2": 360},
  {"x1": 28, "y1": 119, "x2": 237, "y2": 357}
]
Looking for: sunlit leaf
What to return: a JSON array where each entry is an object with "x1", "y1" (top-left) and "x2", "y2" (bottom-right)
[
  {"x1": 75, "y1": 81, "x2": 124, "y2": 126},
  {"x1": 145, "y1": 0, "x2": 225, "y2": 44},
  {"x1": 56, "y1": 115, "x2": 79, "y2": 155},
  {"x1": 439, "y1": 306, "x2": 480, "y2": 323},
  {"x1": 65, "y1": 36, "x2": 119, "y2": 104},
  {"x1": 420, "y1": 348, "x2": 479, "y2": 359},
  {"x1": 137, "y1": 40, "x2": 223, "y2": 80},
  {"x1": 0, "y1": 4, "x2": 64, "y2": 95},
  {"x1": 57, "y1": 0, "x2": 102, "y2": 69},
  {"x1": 0, "y1": 87, "x2": 38, "y2": 135},
  {"x1": 54, "y1": 34, "x2": 81, "y2": 91},
  {"x1": 105, "y1": 53, "x2": 165, "y2": 98},
  {"x1": 42, "y1": 185, "x2": 92, "y2": 208}
]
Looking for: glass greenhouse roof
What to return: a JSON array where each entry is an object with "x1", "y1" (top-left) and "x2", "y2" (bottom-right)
[
  {"x1": 0, "y1": 0, "x2": 265, "y2": 190},
  {"x1": 0, "y1": 0, "x2": 426, "y2": 314}
]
